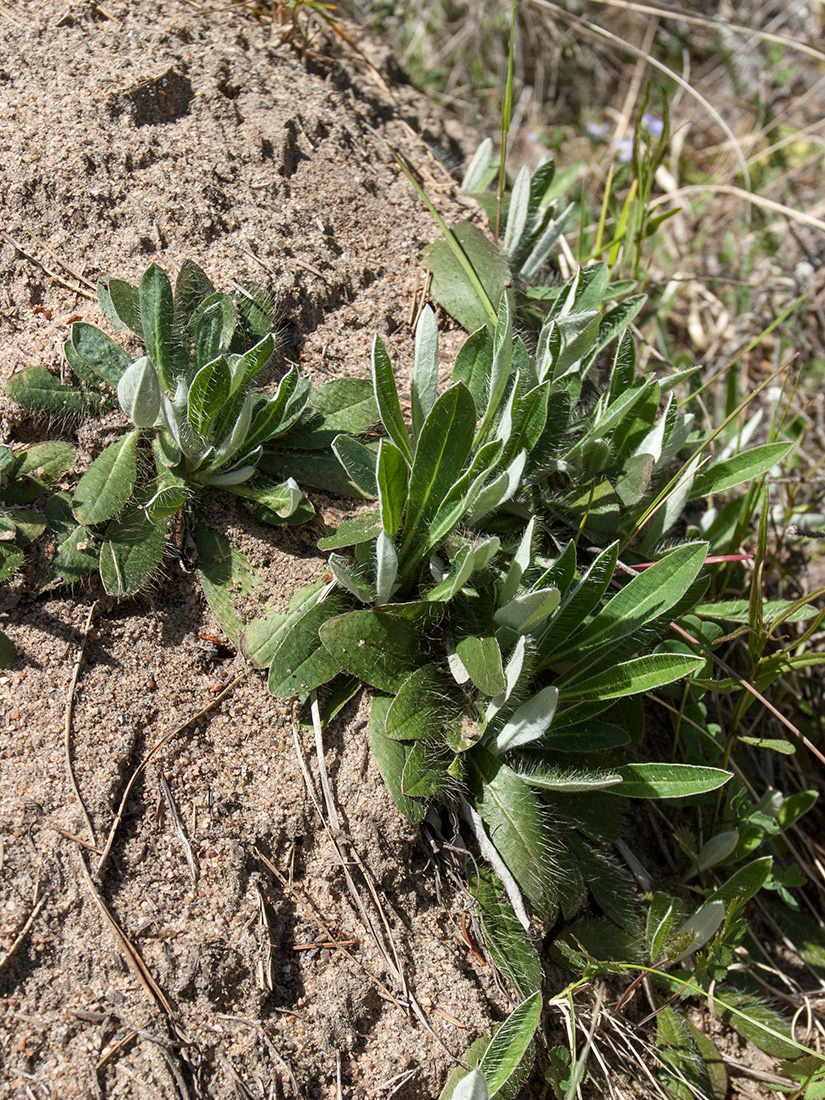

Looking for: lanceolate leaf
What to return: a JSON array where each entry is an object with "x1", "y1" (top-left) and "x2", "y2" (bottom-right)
[
  {"x1": 608, "y1": 763, "x2": 732, "y2": 799},
  {"x1": 385, "y1": 664, "x2": 461, "y2": 741},
  {"x1": 268, "y1": 592, "x2": 353, "y2": 697},
  {"x1": 398, "y1": 383, "x2": 477, "y2": 570},
  {"x1": 470, "y1": 865, "x2": 542, "y2": 998},
  {"x1": 452, "y1": 326, "x2": 494, "y2": 412},
  {"x1": 690, "y1": 443, "x2": 793, "y2": 500},
  {"x1": 195, "y1": 523, "x2": 261, "y2": 645},
  {"x1": 140, "y1": 263, "x2": 176, "y2": 392},
  {"x1": 332, "y1": 435, "x2": 378, "y2": 498},
  {"x1": 555, "y1": 653, "x2": 703, "y2": 702},
  {"x1": 73, "y1": 431, "x2": 140, "y2": 527},
  {"x1": 557, "y1": 543, "x2": 708, "y2": 669},
  {"x1": 412, "y1": 305, "x2": 439, "y2": 441},
  {"x1": 372, "y1": 335, "x2": 413, "y2": 463},
  {"x1": 467, "y1": 747, "x2": 554, "y2": 918},
  {"x1": 478, "y1": 991, "x2": 542, "y2": 1097},
  {"x1": 5, "y1": 367, "x2": 90, "y2": 420},
  {"x1": 376, "y1": 439, "x2": 408, "y2": 539}
]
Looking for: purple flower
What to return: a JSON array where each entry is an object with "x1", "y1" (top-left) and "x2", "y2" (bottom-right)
[
  {"x1": 642, "y1": 113, "x2": 665, "y2": 138},
  {"x1": 616, "y1": 136, "x2": 634, "y2": 163}
]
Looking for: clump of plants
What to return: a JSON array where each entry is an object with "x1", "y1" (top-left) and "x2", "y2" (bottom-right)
[{"x1": 6, "y1": 262, "x2": 327, "y2": 596}]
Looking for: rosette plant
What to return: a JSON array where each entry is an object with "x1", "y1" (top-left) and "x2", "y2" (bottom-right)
[{"x1": 6, "y1": 261, "x2": 315, "y2": 595}]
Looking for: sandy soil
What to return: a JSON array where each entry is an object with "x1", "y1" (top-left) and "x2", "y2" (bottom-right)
[{"x1": 0, "y1": 3, "x2": 513, "y2": 1097}]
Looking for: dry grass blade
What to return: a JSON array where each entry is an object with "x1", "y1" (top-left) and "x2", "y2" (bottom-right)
[
  {"x1": 159, "y1": 774, "x2": 199, "y2": 886},
  {"x1": 1, "y1": 230, "x2": 97, "y2": 300},
  {"x1": 579, "y1": 0, "x2": 825, "y2": 67},
  {"x1": 526, "y1": 0, "x2": 750, "y2": 189},
  {"x1": 75, "y1": 848, "x2": 178, "y2": 1019},
  {"x1": 0, "y1": 888, "x2": 50, "y2": 975},
  {"x1": 650, "y1": 184, "x2": 825, "y2": 236}
]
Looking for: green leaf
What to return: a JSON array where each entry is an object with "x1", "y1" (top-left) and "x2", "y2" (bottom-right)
[
  {"x1": 0, "y1": 544, "x2": 22, "y2": 583},
  {"x1": 70, "y1": 322, "x2": 131, "y2": 386},
  {"x1": 117, "y1": 356, "x2": 161, "y2": 428},
  {"x1": 690, "y1": 443, "x2": 793, "y2": 499},
  {"x1": 495, "y1": 588, "x2": 559, "y2": 635},
  {"x1": 715, "y1": 977, "x2": 799, "y2": 1059},
  {"x1": 140, "y1": 263, "x2": 176, "y2": 391},
  {"x1": 398, "y1": 383, "x2": 476, "y2": 570},
  {"x1": 4, "y1": 509, "x2": 44, "y2": 546},
  {"x1": 608, "y1": 763, "x2": 732, "y2": 799},
  {"x1": 456, "y1": 633, "x2": 506, "y2": 696},
  {"x1": 192, "y1": 293, "x2": 236, "y2": 370},
  {"x1": 188, "y1": 356, "x2": 232, "y2": 437},
  {"x1": 539, "y1": 719, "x2": 629, "y2": 752},
  {"x1": 647, "y1": 892, "x2": 684, "y2": 963},
  {"x1": 268, "y1": 591, "x2": 353, "y2": 697},
  {"x1": 319, "y1": 609, "x2": 426, "y2": 693},
  {"x1": 478, "y1": 991, "x2": 541, "y2": 1097},
  {"x1": 422, "y1": 222, "x2": 510, "y2": 334},
  {"x1": 385, "y1": 664, "x2": 461, "y2": 741},
  {"x1": 556, "y1": 653, "x2": 703, "y2": 704},
  {"x1": 369, "y1": 695, "x2": 427, "y2": 823},
  {"x1": 657, "y1": 1006, "x2": 726, "y2": 1100},
  {"x1": 240, "y1": 577, "x2": 329, "y2": 667},
  {"x1": 560, "y1": 543, "x2": 708, "y2": 665},
  {"x1": 376, "y1": 439, "x2": 408, "y2": 539},
  {"x1": 331, "y1": 435, "x2": 378, "y2": 498},
  {"x1": 494, "y1": 686, "x2": 559, "y2": 753},
  {"x1": 173, "y1": 260, "x2": 215, "y2": 329},
  {"x1": 283, "y1": 379, "x2": 378, "y2": 449},
  {"x1": 0, "y1": 441, "x2": 76, "y2": 505},
  {"x1": 318, "y1": 512, "x2": 382, "y2": 550},
  {"x1": 470, "y1": 865, "x2": 541, "y2": 998},
  {"x1": 452, "y1": 326, "x2": 494, "y2": 412},
  {"x1": 536, "y1": 542, "x2": 618, "y2": 669},
  {"x1": 467, "y1": 748, "x2": 554, "y2": 918},
  {"x1": 73, "y1": 431, "x2": 139, "y2": 527},
  {"x1": 44, "y1": 493, "x2": 98, "y2": 584},
  {"x1": 401, "y1": 738, "x2": 453, "y2": 797},
  {"x1": 98, "y1": 276, "x2": 141, "y2": 333},
  {"x1": 412, "y1": 305, "x2": 439, "y2": 442},
  {"x1": 5, "y1": 367, "x2": 90, "y2": 420},
  {"x1": 221, "y1": 476, "x2": 304, "y2": 520},
  {"x1": 260, "y1": 450, "x2": 370, "y2": 498},
  {"x1": 99, "y1": 500, "x2": 166, "y2": 596},
  {"x1": 195, "y1": 523, "x2": 261, "y2": 645},
  {"x1": 372, "y1": 335, "x2": 413, "y2": 462},
  {"x1": 695, "y1": 598, "x2": 817, "y2": 624},
  {"x1": 705, "y1": 856, "x2": 772, "y2": 909}
]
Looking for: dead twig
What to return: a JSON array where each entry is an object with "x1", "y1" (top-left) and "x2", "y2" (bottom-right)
[
  {"x1": 64, "y1": 601, "x2": 99, "y2": 847},
  {"x1": 159, "y1": 775, "x2": 199, "y2": 886},
  {"x1": 1, "y1": 230, "x2": 96, "y2": 301},
  {"x1": 0, "y1": 888, "x2": 50, "y2": 974}
]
